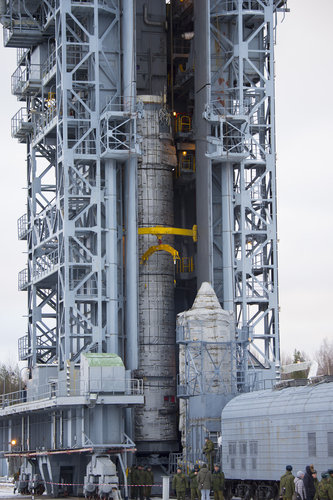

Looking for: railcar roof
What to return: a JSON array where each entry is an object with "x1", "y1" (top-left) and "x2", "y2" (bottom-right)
[{"x1": 222, "y1": 381, "x2": 333, "y2": 418}]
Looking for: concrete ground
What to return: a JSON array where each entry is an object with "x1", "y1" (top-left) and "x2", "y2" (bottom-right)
[
  {"x1": 0, "y1": 485, "x2": 233, "y2": 500},
  {"x1": 0, "y1": 483, "x2": 27, "y2": 498}
]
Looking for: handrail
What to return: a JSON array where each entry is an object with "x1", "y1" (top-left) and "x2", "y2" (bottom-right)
[
  {"x1": 11, "y1": 107, "x2": 32, "y2": 137},
  {"x1": 42, "y1": 48, "x2": 56, "y2": 77},
  {"x1": 11, "y1": 63, "x2": 41, "y2": 96},
  {"x1": 0, "y1": 378, "x2": 144, "y2": 409},
  {"x1": 17, "y1": 214, "x2": 28, "y2": 239},
  {"x1": 18, "y1": 268, "x2": 29, "y2": 290}
]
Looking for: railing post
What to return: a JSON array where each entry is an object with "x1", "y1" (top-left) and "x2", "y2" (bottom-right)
[{"x1": 162, "y1": 476, "x2": 170, "y2": 500}]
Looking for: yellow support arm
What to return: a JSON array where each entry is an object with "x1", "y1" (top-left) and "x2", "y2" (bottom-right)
[
  {"x1": 138, "y1": 225, "x2": 197, "y2": 242},
  {"x1": 140, "y1": 244, "x2": 180, "y2": 264}
]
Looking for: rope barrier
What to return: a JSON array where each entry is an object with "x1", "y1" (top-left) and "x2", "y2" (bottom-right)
[{"x1": 40, "y1": 481, "x2": 160, "y2": 487}]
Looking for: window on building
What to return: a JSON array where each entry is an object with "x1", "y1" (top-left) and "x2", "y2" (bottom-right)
[
  {"x1": 328, "y1": 432, "x2": 333, "y2": 457},
  {"x1": 228, "y1": 442, "x2": 237, "y2": 455},
  {"x1": 231, "y1": 458, "x2": 235, "y2": 469},
  {"x1": 241, "y1": 457, "x2": 246, "y2": 470},
  {"x1": 308, "y1": 432, "x2": 316, "y2": 457},
  {"x1": 250, "y1": 440, "x2": 258, "y2": 455},
  {"x1": 239, "y1": 441, "x2": 247, "y2": 455},
  {"x1": 252, "y1": 457, "x2": 257, "y2": 470}
]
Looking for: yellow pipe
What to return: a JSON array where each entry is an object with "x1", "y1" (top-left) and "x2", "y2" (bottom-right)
[
  {"x1": 140, "y1": 244, "x2": 180, "y2": 264},
  {"x1": 138, "y1": 224, "x2": 197, "y2": 242}
]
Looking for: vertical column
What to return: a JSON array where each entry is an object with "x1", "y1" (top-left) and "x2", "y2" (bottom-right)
[
  {"x1": 124, "y1": 160, "x2": 138, "y2": 369},
  {"x1": 93, "y1": 1, "x2": 103, "y2": 354},
  {"x1": 221, "y1": 162, "x2": 234, "y2": 311},
  {"x1": 30, "y1": 148, "x2": 37, "y2": 367},
  {"x1": 122, "y1": 0, "x2": 138, "y2": 370},
  {"x1": 105, "y1": 159, "x2": 118, "y2": 354},
  {"x1": 56, "y1": 2, "x2": 71, "y2": 365},
  {"x1": 194, "y1": 0, "x2": 213, "y2": 287},
  {"x1": 267, "y1": 9, "x2": 280, "y2": 364}
]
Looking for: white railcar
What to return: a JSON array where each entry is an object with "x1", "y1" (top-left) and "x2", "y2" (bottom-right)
[{"x1": 221, "y1": 381, "x2": 333, "y2": 499}]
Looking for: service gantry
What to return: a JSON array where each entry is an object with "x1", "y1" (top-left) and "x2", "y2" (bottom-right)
[{"x1": 0, "y1": 0, "x2": 287, "y2": 493}]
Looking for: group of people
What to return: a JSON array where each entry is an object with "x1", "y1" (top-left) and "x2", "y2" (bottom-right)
[
  {"x1": 280, "y1": 465, "x2": 333, "y2": 500},
  {"x1": 129, "y1": 436, "x2": 218, "y2": 500},
  {"x1": 128, "y1": 465, "x2": 154, "y2": 500},
  {"x1": 172, "y1": 463, "x2": 224, "y2": 500}
]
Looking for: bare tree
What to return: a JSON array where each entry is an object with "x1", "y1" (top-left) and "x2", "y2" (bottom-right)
[
  {"x1": 280, "y1": 351, "x2": 292, "y2": 365},
  {"x1": 315, "y1": 338, "x2": 333, "y2": 376},
  {"x1": 0, "y1": 363, "x2": 21, "y2": 395}
]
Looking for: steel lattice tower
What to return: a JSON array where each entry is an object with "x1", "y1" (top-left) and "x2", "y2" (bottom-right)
[
  {"x1": 195, "y1": 0, "x2": 284, "y2": 388},
  {"x1": 0, "y1": 0, "x2": 287, "y2": 490},
  {"x1": 13, "y1": 0, "x2": 139, "y2": 373}
]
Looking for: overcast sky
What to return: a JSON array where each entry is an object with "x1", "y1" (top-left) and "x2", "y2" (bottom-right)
[
  {"x1": 0, "y1": 0, "x2": 331, "y2": 366},
  {"x1": 274, "y1": 0, "x2": 333, "y2": 358}
]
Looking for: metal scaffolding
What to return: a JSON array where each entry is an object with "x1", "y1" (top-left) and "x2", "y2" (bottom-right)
[
  {"x1": 0, "y1": 0, "x2": 141, "y2": 494},
  {"x1": 194, "y1": 0, "x2": 286, "y2": 385},
  {"x1": 6, "y1": 0, "x2": 140, "y2": 370},
  {"x1": 0, "y1": 0, "x2": 287, "y2": 491}
]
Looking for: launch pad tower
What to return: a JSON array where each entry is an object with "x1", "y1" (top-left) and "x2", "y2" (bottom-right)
[{"x1": 0, "y1": 0, "x2": 287, "y2": 492}]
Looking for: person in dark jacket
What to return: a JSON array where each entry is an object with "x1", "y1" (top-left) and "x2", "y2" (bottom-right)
[
  {"x1": 144, "y1": 466, "x2": 154, "y2": 500},
  {"x1": 172, "y1": 468, "x2": 188, "y2": 500},
  {"x1": 212, "y1": 464, "x2": 225, "y2": 500},
  {"x1": 203, "y1": 437, "x2": 215, "y2": 471},
  {"x1": 197, "y1": 463, "x2": 212, "y2": 500},
  {"x1": 189, "y1": 465, "x2": 200, "y2": 500},
  {"x1": 317, "y1": 472, "x2": 333, "y2": 500},
  {"x1": 128, "y1": 466, "x2": 137, "y2": 500},
  {"x1": 328, "y1": 474, "x2": 333, "y2": 500},
  {"x1": 136, "y1": 465, "x2": 145, "y2": 500},
  {"x1": 280, "y1": 465, "x2": 295, "y2": 500},
  {"x1": 327, "y1": 470, "x2": 333, "y2": 500},
  {"x1": 313, "y1": 470, "x2": 319, "y2": 499},
  {"x1": 303, "y1": 466, "x2": 316, "y2": 500},
  {"x1": 131, "y1": 466, "x2": 139, "y2": 500}
]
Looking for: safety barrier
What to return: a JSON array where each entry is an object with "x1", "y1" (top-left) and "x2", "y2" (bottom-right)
[
  {"x1": 173, "y1": 113, "x2": 192, "y2": 133},
  {"x1": 17, "y1": 214, "x2": 28, "y2": 240},
  {"x1": 0, "y1": 378, "x2": 144, "y2": 409},
  {"x1": 176, "y1": 152, "x2": 195, "y2": 178},
  {"x1": 11, "y1": 108, "x2": 33, "y2": 139},
  {"x1": 18, "y1": 267, "x2": 29, "y2": 291},
  {"x1": 11, "y1": 64, "x2": 41, "y2": 97},
  {"x1": 176, "y1": 257, "x2": 194, "y2": 274}
]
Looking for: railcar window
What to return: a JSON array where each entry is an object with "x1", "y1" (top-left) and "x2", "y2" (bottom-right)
[
  {"x1": 250, "y1": 440, "x2": 258, "y2": 455},
  {"x1": 328, "y1": 432, "x2": 333, "y2": 456},
  {"x1": 229, "y1": 441, "x2": 237, "y2": 455},
  {"x1": 239, "y1": 441, "x2": 247, "y2": 455},
  {"x1": 308, "y1": 432, "x2": 316, "y2": 457}
]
